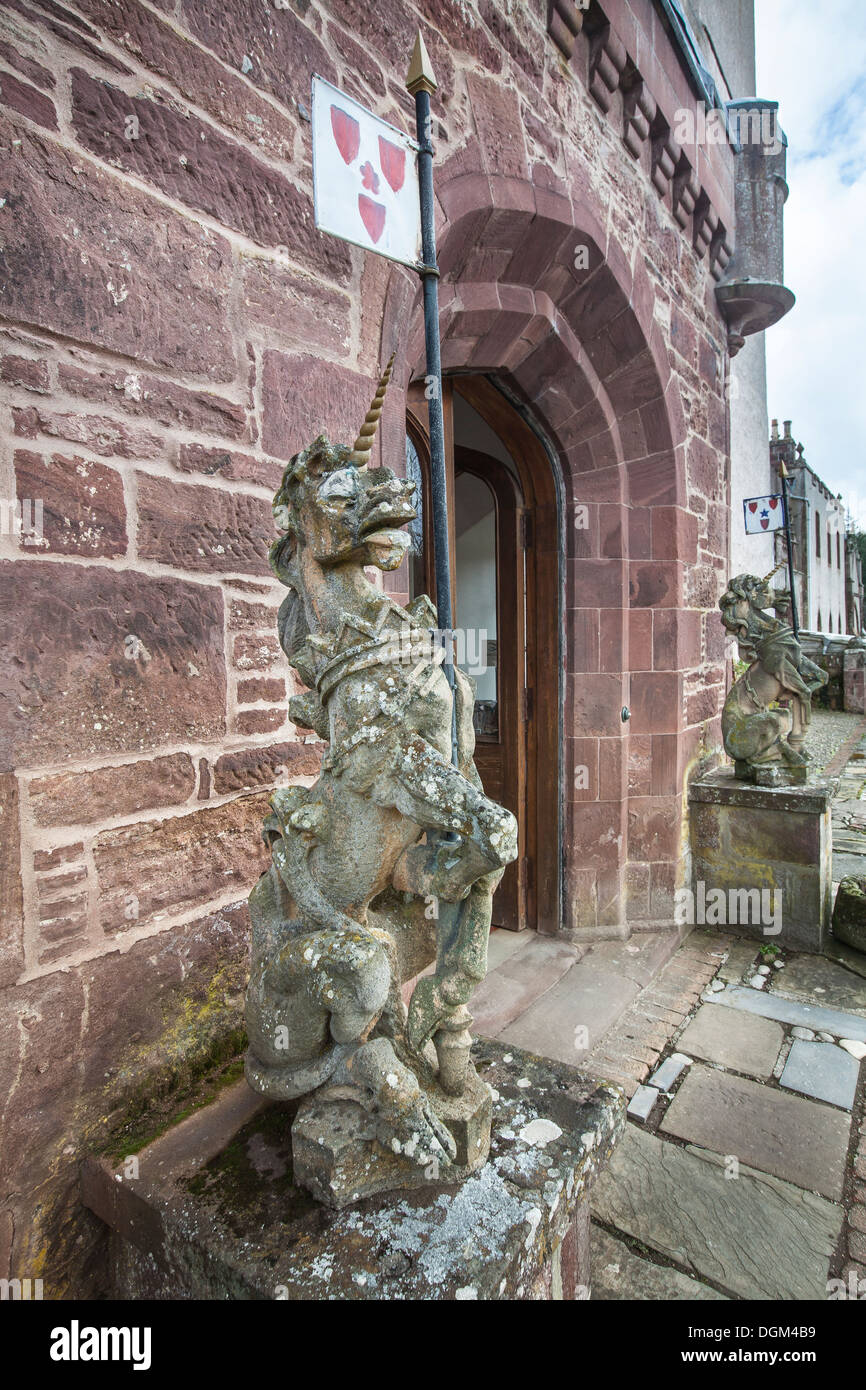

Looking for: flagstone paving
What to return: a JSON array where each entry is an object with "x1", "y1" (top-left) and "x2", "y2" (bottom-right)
[
  {"x1": 590, "y1": 1127, "x2": 844, "y2": 1302},
  {"x1": 591, "y1": 1226, "x2": 728, "y2": 1301},
  {"x1": 677, "y1": 1003, "x2": 784, "y2": 1079},
  {"x1": 769, "y1": 953, "x2": 866, "y2": 1017},
  {"x1": 705, "y1": 982, "x2": 866, "y2": 1041},
  {"x1": 779, "y1": 1039, "x2": 860, "y2": 1110},
  {"x1": 497, "y1": 961, "x2": 641, "y2": 1065},
  {"x1": 659, "y1": 1064, "x2": 850, "y2": 1200}
]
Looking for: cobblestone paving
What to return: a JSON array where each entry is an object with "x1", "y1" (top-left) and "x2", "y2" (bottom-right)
[{"x1": 805, "y1": 709, "x2": 866, "y2": 772}]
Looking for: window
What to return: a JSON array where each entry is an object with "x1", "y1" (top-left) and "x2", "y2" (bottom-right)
[
  {"x1": 815, "y1": 512, "x2": 821, "y2": 559},
  {"x1": 837, "y1": 532, "x2": 841, "y2": 568}
]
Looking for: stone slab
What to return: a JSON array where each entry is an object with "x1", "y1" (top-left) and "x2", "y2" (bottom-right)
[
  {"x1": 590, "y1": 1225, "x2": 728, "y2": 1301},
  {"x1": 591, "y1": 1126, "x2": 843, "y2": 1301},
  {"x1": 82, "y1": 1040, "x2": 626, "y2": 1301},
  {"x1": 497, "y1": 963, "x2": 641, "y2": 1065},
  {"x1": 660, "y1": 1063, "x2": 850, "y2": 1199},
  {"x1": 779, "y1": 1040, "x2": 860, "y2": 1111},
  {"x1": 582, "y1": 926, "x2": 687, "y2": 988},
  {"x1": 706, "y1": 983, "x2": 866, "y2": 1042},
  {"x1": 834, "y1": 852, "x2": 866, "y2": 882},
  {"x1": 716, "y1": 939, "x2": 759, "y2": 985},
  {"x1": 689, "y1": 767, "x2": 837, "y2": 814},
  {"x1": 647, "y1": 1053, "x2": 691, "y2": 1092},
  {"x1": 486, "y1": 926, "x2": 536, "y2": 972},
  {"x1": 626, "y1": 1085, "x2": 659, "y2": 1121},
  {"x1": 768, "y1": 953, "x2": 866, "y2": 1018},
  {"x1": 677, "y1": 1004, "x2": 784, "y2": 1079},
  {"x1": 827, "y1": 938, "x2": 866, "y2": 981},
  {"x1": 472, "y1": 934, "x2": 581, "y2": 1036}
]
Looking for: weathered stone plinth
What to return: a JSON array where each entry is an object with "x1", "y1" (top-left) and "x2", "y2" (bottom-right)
[
  {"x1": 689, "y1": 767, "x2": 836, "y2": 953},
  {"x1": 81, "y1": 1041, "x2": 625, "y2": 1301},
  {"x1": 292, "y1": 1065, "x2": 492, "y2": 1209}
]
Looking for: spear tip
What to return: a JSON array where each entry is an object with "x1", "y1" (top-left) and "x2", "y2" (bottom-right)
[{"x1": 406, "y1": 30, "x2": 437, "y2": 96}]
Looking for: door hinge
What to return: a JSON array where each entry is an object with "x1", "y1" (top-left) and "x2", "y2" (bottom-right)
[{"x1": 519, "y1": 510, "x2": 534, "y2": 550}]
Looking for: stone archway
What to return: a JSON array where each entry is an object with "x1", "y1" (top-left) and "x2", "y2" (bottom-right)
[{"x1": 379, "y1": 163, "x2": 696, "y2": 937}]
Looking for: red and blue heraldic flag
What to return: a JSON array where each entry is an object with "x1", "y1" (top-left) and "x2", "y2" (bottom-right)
[{"x1": 743, "y1": 494, "x2": 784, "y2": 533}]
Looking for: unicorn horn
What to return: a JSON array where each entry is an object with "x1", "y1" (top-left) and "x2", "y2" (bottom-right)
[
  {"x1": 349, "y1": 352, "x2": 396, "y2": 465},
  {"x1": 762, "y1": 558, "x2": 787, "y2": 584}
]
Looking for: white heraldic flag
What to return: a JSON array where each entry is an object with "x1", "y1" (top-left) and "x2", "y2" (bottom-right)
[
  {"x1": 743, "y1": 494, "x2": 784, "y2": 534},
  {"x1": 312, "y1": 76, "x2": 422, "y2": 268}
]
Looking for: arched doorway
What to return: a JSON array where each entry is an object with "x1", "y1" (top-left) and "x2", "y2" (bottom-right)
[{"x1": 403, "y1": 375, "x2": 561, "y2": 933}]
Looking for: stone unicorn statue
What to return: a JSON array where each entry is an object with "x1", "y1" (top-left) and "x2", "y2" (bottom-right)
[
  {"x1": 244, "y1": 357, "x2": 518, "y2": 1205},
  {"x1": 719, "y1": 566, "x2": 827, "y2": 783}
]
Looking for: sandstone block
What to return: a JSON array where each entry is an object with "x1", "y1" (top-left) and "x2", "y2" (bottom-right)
[
  {"x1": 0, "y1": 561, "x2": 226, "y2": 766},
  {"x1": 94, "y1": 792, "x2": 271, "y2": 933},
  {"x1": 136, "y1": 474, "x2": 273, "y2": 576},
  {"x1": 261, "y1": 352, "x2": 379, "y2": 463},
  {"x1": 14, "y1": 450, "x2": 127, "y2": 557},
  {"x1": 29, "y1": 753, "x2": 196, "y2": 828},
  {"x1": 212, "y1": 741, "x2": 321, "y2": 794},
  {"x1": 176, "y1": 444, "x2": 282, "y2": 491},
  {"x1": 57, "y1": 364, "x2": 246, "y2": 439},
  {"x1": 0, "y1": 116, "x2": 234, "y2": 380}
]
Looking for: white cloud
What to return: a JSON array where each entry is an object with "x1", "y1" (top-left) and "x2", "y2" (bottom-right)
[{"x1": 755, "y1": 0, "x2": 866, "y2": 524}]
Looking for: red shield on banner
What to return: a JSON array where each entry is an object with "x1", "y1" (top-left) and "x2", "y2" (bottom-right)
[
  {"x1": 378, "y1": 136, "x2": 406, "y2": 193},
  {"x1": 358, "y1": 194, "x2": 386, "y2": 243},
  {"x1": 748, "y1": 501, "x2": 758, "y2": 513},
  {"x1": 330, "y1": 105, "x2": 360, "y2": 165}
]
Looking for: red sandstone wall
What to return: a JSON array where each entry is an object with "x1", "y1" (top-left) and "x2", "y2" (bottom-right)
[{"x1": 0, "y1": 0, "x2": 732, "y2": 1290}]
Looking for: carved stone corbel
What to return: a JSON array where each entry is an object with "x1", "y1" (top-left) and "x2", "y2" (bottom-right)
[
  {"x1": 547, "y1": 0, "x2": 586, "y2": 61},
  {"x1": 621, "y1": 72, "x2": 657, "y2": 161},
  {"x1": 672, "y1": 156, "x2": 700, "y2": 231}
]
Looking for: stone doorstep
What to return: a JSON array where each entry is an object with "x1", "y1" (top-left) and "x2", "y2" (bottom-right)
[
  {"x1": 487, "y1": 926, "x2": 695, "y2": 1078},
  {"x1": 81, "y1": 1040, "x2": 626, "y2": 1301}
]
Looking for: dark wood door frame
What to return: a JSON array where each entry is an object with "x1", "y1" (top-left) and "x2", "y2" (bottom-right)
[
  {"x1": 454, "y1": 444, "x2": 525, "y2": 930},
  {"x1": 405, "y1": 374, "x2": 563, "y2": 935}
]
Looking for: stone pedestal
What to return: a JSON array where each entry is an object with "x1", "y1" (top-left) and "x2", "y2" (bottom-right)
[
  {"x1": 292, "y1": 1064, "x2": 492, "y2": 1209},
  {"x1": 81, "y1": 1040, "x2": 625, "y2": 1301},
  {"x1": 688, "y1": 768, "x2": 836, "y2": 953}
]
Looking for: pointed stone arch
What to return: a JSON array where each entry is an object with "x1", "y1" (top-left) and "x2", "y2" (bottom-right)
[{"x1": 378, "y1": 157, "x2": 697, "y2": 935}]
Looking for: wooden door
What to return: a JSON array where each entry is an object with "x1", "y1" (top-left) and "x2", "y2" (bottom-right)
[{"x1": 405, "y1": 375, "x2": 560, "y2": 935}]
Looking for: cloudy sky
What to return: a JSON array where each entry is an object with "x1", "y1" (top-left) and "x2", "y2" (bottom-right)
[{"x1": 755, "y1": 0, "x2": 866, "y2": 525}]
